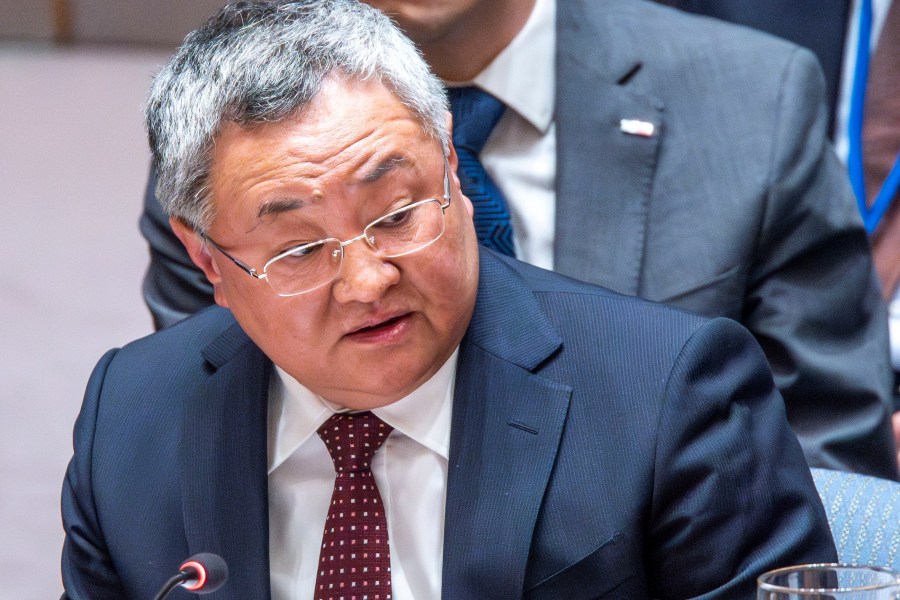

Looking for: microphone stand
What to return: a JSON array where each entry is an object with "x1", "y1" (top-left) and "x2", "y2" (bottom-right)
[{"x1": 152, "y1": 571, "x2": 191, "y2": 600}]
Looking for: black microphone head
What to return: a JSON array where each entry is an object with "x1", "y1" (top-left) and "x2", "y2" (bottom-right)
[{"x1": 179, "y1": 552, "x2": 228, "y2": 594}]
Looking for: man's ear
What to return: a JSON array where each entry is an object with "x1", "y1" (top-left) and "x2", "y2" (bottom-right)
[
  {"x1": 445, "y1": 110, "x2": 459, "y2": 171},
  {"x1": 445, "y1": 110, "x2": 472, "y2": 218},
  {"x1": 169, "y1": 217, "x2": 229, "y2": 308}
]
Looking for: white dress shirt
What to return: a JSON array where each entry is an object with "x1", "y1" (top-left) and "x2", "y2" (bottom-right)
[
  {"x1": 268, "y1": 6, "x2": 550, "y2": 592},
  {"x1": 447, "y1": 0, "x2": 557, "y2": 270},
  {"x1": 267, "y1": 350, "x2": 457, "y2": 600}
]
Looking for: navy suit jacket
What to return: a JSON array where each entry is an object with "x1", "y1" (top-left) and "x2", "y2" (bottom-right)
[{"x1": 62, "y1": 251, "x2": 836, "y2": 599}]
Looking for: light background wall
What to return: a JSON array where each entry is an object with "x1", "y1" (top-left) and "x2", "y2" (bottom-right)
[
  {"x1": 0, "y1": 0, "x2": 226, "y2": 45},
  {"x1": 1, "y1": 2, "x2": 225, "y2": 596}
]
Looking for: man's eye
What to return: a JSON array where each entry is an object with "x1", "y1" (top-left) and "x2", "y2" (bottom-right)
[
  {"x1": 291, "y1": 244, "x2": 316, "y2": 256},
  {"x1": 279, "y1": 243, "x2": 320, "y2": 260},
  {"x1": 376, "y1": 207, "x2": 414, "y2": 228}
]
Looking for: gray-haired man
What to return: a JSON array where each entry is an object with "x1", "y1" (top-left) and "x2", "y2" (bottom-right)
[{"x1": 62, "y1": 1, "x2": 836, "y2": 598}]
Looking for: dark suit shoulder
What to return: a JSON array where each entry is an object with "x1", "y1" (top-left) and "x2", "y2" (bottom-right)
[
  {"x1": 489, "y1": 250, "x2": 709, "y2": 331},
  {"x1": 116, "y1": 305, "x2": 239, "y2": 360},
  {"x1": 476, "y1": 252, "x2": 727, "y2": 391},
  {"x1": 98, "y1": 305, "x2": 251, "y2": 402}
]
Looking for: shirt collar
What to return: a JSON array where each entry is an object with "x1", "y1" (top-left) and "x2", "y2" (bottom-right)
[
  {"x1": 452, "y1": 0, "x2": 555, "y2": 133},
  {"x1": 268, "y1": 349, "x2": 458, "y2": 473}
]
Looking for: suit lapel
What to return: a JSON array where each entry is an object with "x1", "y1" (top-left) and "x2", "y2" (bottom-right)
[
  {"x1": 182, "y1": 316, "x2": 272, "y2": 599},
  {"x1": 554, "y1": 0, "x2": 663, "y2": 296},
  {"x1": 177, "y1": 257, "x2": 570, "y2": 599},
  {"x1": 442, "y1": 252, "x2": 572, "y2": 598}
]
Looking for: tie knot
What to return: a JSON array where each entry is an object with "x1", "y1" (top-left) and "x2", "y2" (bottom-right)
[
  {"x1": 317, "y1": 411, "x2": 393, "y2": 473},
  {"x1": 447, "y1": 86, "x2": 507, "y2": 152}
]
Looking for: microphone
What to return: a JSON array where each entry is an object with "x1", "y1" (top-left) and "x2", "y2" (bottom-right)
[{"x1": 152, "y1": 552, "x2": 228, "y2": 600}]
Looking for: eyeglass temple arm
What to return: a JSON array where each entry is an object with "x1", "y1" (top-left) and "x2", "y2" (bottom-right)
[
  {"x1": 441, "y1": 156, "x2": 451, "y2": 209},
  {"x1": 200, "y1": 233, "x2": 265, "y2": 280}
]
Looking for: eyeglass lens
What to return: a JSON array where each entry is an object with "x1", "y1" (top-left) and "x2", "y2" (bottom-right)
[{"x1": 264, "y1": 198, "x2": 446, "y2": 296}]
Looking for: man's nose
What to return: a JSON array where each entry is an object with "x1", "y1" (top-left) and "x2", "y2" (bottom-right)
[{"x1": 331, "y1": 241, "x2": 400, "y2": 304}]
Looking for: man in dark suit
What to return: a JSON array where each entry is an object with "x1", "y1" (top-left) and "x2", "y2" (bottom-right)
[
  {"x1": 140, "y1": 0, "x2": 898, "y2": 479},
  {"x1": 63, "y1": 1, "x2": 837, "y2": 597}
]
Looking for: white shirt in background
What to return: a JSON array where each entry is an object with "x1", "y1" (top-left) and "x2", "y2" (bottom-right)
[{"x1": 447, "y1": 0, "x2": 556, "y2": 270}]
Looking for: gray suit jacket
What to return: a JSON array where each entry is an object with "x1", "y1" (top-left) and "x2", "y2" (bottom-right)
[
  {"x1": 139, "y1": 0, "x2": 898, "y2": 479},
  {"x1": 552, "y1": 0, "x2": 896, "y2": 479},
  {"x1": 663, "y1": 0, "x2": 850, "y2": 133}
]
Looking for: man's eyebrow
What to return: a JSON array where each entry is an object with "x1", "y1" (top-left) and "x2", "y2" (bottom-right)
[
  {"x1": 257, "y1": 197, "x2": 306, "y2": 220},
  {"x1": 255, "y1": 155, "x2": 410, "y2": 219},
  {"x1": 360, "y1": 154, "x2": 410, "y2": 183}
]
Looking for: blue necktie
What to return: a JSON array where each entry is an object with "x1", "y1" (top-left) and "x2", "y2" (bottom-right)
[{"x1": 447, "y1": 86, "x2": 516, "y2": 257}]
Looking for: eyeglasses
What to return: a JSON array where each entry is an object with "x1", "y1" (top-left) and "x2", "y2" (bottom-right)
[{"x1": 202, "y1": 158, "x2": 451, "y2": 297}]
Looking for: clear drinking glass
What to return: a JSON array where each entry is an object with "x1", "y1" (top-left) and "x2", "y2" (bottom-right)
[{"x1": 757, "y1": 564, "x2": 900, "y2": 599}]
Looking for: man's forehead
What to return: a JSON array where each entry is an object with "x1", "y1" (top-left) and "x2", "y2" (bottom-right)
[
  {"x1": 252, "y1": 153, "x2": 418, "y2": 221},
  {"x1": 211, "y1": 87, "x2": 427, "y2": 171},
  {"x1": 216, "y1": 82, "x2": 427, "y2": 161},
  {"x1": 295, "y1": 76, "x2": 420, "y2": 131}
]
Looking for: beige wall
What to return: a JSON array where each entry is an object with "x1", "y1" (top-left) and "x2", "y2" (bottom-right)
[
  {"x1": 0, "y1": 0, "x2": 226, "y2": 46},
  {"x1": 0, "y1": 42, "x2": 168, "y2": 597},
  {"x1": 0, "y1": 1, "x2": 56, "y2": 40},
  {"x1": 0, "y1": 0, "x2": 237, "y2": 588}
]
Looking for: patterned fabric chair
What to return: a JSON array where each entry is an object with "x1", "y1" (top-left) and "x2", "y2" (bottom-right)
[{"x1": 811, "y1": 467, "x2": 900, "y2": 570}]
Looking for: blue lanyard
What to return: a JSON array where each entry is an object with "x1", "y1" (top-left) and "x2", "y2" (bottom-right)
[{"x1": 848, "y1": 0, "x2": 900, "y2": 233}]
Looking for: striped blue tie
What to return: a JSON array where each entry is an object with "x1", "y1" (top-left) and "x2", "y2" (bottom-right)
[{"x1": 447, "y1": 86, "x2": 516, "y2": 257}]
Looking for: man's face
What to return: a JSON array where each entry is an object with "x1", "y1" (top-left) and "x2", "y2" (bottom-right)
[
  {"x1": 359, "y1": 0, "x2": 535, "y2": 81},
  {"x1": 362, "y1": 0, "x2": 482, "y2": 44},
  {"x1": 176, "y1": 77, "x2": 478, "y2": 410}
]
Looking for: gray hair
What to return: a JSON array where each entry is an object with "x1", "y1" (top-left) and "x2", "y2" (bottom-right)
[{"x1": 146, "y1": 0, "x2": 449, "y2": 232}]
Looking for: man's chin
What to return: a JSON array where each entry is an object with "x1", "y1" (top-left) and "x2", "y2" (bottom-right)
[{"x1": 319, "y1": 362, "x2": 439, "y2": 410}]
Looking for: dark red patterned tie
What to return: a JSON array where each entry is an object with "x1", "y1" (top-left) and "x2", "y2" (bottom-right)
[{"x1": 315, "y1": 412, "x2": 393, "y2": 600}]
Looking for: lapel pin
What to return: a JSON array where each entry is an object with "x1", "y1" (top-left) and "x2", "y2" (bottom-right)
[{"x1": 620, "y1": 118, "x2": 655, "y2": 137}]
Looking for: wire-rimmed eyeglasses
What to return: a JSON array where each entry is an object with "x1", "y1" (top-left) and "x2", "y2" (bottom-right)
[{"x1": 202, "y1": 157, "x2": 451, "y2": 297}]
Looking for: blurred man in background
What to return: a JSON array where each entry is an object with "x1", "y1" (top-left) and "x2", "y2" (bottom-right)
[{"x1": 140, "y1": 0, "x2": 899, "y2": 478}]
